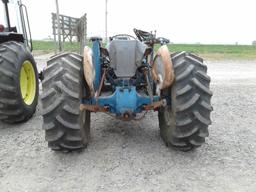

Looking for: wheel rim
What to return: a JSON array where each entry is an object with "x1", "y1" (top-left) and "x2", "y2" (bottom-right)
[{"x1": 20, "y1": 61, "x2": 36, "y2": 105}]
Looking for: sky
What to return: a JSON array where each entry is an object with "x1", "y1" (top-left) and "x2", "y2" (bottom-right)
[{"x1": 2, "y1": 0, "x2": 256, "y2": 44}]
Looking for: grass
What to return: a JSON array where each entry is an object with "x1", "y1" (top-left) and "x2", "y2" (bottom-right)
[
  {"x1": 32, "y1": 40, "x2": 256, "y2": 60},
  {"x1": 166, "y1": 44, "x2": 256, "y2": 60},
  {"x1": 32, "y1": 40, "x2": 80, "y2": 54}
]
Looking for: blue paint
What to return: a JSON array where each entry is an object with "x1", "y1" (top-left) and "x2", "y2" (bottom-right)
[
  {"x1": 115, "y1": 87, "x2": 138, "y2": 115},
  {"x1": 82, "y1": 86, "x2": 160, "y2": 117},
  {"x1": 82, "y1": 39, "x2": 163, "y2": 118},
  {"x1": 92, "y1": 39, "x2": 101, "y2": 90}
]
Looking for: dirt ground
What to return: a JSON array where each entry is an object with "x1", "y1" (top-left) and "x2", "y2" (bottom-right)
[{"x1": 0, "y1": 56, "x2": 256, "y2": 192}]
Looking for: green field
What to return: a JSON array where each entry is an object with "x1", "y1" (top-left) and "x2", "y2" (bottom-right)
[
  {"x1": 166, "y1": 44, "x2": 256, "y2": 60},
  {"x1": 32, "y1": 40, "x2": 256, "y2": 60},
  {"x1": 32, "y1": 40, "x2": 80, "y2": 53}
]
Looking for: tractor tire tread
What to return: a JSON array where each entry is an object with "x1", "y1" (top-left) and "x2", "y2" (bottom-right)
[
  {"x1": 42, "y1": 53, "x2": 88, "y2": 152},
  {"x1": 0, "y1": 41, "x2": 39, "y2": 123},
  {"x1": 159, "y1": 52, "x2": 212, "y2": 151}
]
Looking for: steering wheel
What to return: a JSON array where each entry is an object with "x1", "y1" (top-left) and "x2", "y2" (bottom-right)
[
  {"x1": 133, "y1": 28, "x2": 154, "y2": 42},
  {"x1": 110, "y1": 34, "x2": 136, "y2": 41}
]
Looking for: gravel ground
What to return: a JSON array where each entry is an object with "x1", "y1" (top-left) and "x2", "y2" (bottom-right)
[{"x1": 0, "y1": 56, "x2": 256, "y2": 192}]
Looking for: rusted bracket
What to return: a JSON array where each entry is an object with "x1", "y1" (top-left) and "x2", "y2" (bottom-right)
[
  {"x1": 95, "y1": 68, "x2": 106, "y2": 103},
  {"x1": 80, "y1": 99, "x2": 166, "y2": 113},
  {"x1": 79, "y1": 104, "x2": 109, "y2": 112},
  {"x1": 143, "y1": 99, "x2": 167, "y2": 111}
]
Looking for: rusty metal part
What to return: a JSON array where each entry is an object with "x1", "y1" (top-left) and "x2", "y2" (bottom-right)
[
  {"x1": 124, "y1": 113, "x2": 130, "y2": 119},
  {"x1": 121, "y1": 112, "x2": 133, "y2": 121},
  {"x1": 80, "y1": 99, "x2": 166, "y2": 113},
  {"x1": 80, "y1": 104, "x2": 109, "y2": 113},
  {"x1": 83, "y1": 46, "x2": 95, "y2": 97},
  {"x1": 143, "y1": 99, "x2": 167, "y2": 111},
  {"x1": 152, "y1": 45, "x2": 175, "y2": 91},
  {"x1": 95, "y1": 68, "x2": 107, "y2": 102},
  {"x1": 143, "y1": 69, "x2": 154, "y2": 103}
]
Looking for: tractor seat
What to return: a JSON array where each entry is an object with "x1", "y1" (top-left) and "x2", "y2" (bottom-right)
[{"x1": 108, "y1": 40, "x2": 147, "y2": 78}]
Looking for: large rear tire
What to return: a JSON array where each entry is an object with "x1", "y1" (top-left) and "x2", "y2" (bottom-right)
[
  {"x1": 158, "y1": 52, "x2": 213, "y2": 151},
  {"x1": 41, "y1": 53, "x2": 90, "y2": 152},
  {"x1": 0, "y1": 41, "x2": 39, "y2": 123}
]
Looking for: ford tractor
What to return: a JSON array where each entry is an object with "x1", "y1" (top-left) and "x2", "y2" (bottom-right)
[{"x1": 41, "y1": 29, "x2": 213, "y2": 152}]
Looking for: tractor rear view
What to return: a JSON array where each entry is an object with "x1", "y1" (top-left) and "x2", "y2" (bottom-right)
[
  {"x1": 0, "y1": 0, "x2": 39, "y2": 123},
  {"x1": 41, "y1": 29, "x2": 213, "y2": 152}
]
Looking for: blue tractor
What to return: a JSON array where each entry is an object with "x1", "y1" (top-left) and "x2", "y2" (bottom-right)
[{"x1": 41, "y1": 29, "x2": 213, "y2": 152}]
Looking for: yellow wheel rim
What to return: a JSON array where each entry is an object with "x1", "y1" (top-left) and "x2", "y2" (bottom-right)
[{"x1": 20, "y1": 61, "x2": 36, "y2": 105}]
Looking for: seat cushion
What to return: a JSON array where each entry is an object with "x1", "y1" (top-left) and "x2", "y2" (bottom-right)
[{"x1": 108, "y1": 40, "x2": 147, "y2": 78}]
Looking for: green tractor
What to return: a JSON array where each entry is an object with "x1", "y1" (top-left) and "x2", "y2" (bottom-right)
[{"x1": 0, "y1": 0, "x2": 39, "y2": 123}]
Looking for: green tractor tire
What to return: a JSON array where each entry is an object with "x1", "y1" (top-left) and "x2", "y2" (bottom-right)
[
  {"x1": 158, "y1": 52, "x2": 213, "y2": 151},
  {"x1": 41, "y1": 53, "x2": 90, "y2": 152},
  {"x1": 0, "y1": 41, "x2": 39, "y2": 123}
]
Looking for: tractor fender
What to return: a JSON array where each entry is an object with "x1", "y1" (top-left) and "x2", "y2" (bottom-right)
[
  {"x1": 83, "y1": 46, "x2": 95, "y2": 97},
  {"x1": 152, "y1": 45, "x2": 175, "y2": 95}
]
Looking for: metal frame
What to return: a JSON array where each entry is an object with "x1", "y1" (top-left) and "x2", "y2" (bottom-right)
[
  {"x1": 82, "y1": 86, "x2": 161, "y2": 117},
  {"x1": 0, "y1": 0, "x2": 32, "y2": 50},
  {"x1": 81, "y1": 38, "x2": 166, "y2": 120},
  {"x1": 2, "y1": 0, "x2": 11, "y2": 31},
  {"x1": 18, "y1": 1, "x2": 33, "y2": 50}
]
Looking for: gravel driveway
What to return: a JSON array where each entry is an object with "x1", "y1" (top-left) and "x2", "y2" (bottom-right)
[{"x1": 0, "y1": 56, "x2": 256, "y2": 192}]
